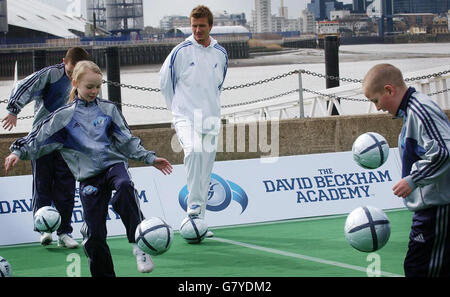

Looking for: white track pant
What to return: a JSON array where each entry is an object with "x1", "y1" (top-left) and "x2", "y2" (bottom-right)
[{"x1": 175, "y1": 121, "x2": 218, "y2": 219}]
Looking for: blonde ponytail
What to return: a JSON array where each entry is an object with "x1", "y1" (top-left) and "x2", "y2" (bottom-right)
[{"x1": 68, "y1": 87, "x2": 77, "y2": 103}]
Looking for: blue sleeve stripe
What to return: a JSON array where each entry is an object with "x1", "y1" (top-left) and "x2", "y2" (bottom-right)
[
  {"x1": 169, "y1": 41, "x2": 192, "y2": 92},
  {"x1": 9, "y1": 64, "x2": 64, "y2": 107},
  {"x1": 20, "y1": 101, "x2": 75, "y2": 147},
  {"x1": 408, "y1": 101, "x2": 448, "y2": 182},
  {"x1": 213, "y1": 44, "x2": 228, "y2": 90},
  {"x1": 408, "y1": 98, "x2": 449, "y2": 183}
]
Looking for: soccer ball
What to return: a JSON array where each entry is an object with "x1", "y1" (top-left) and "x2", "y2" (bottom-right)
[
  {"x1": 180, "y1": 217, "x2": 209, "y2": 244},
  {"x1": 34, "y1": 206, "x2": 61, "y2": 233},
  {"x1": 0, "y1": 256, "x2": 12, "y2": 277},
  {"x1": 352, "y1": 132, "x2": 389, "y2": 169},
  {"x1": 135, "y1": 217, "x2": 173, "y2": 255},
  {"x1": 344, "y1": 206, "x2": 391, "y2": 252}
]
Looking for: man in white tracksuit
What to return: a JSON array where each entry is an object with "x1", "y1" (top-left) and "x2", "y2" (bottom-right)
[{"x1": 159, "y1": 5, "x2": 228, "y2": 232}]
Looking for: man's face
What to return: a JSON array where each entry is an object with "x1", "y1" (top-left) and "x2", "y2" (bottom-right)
[{"x1": 191, "y1": 17, "x2": 212, "y2": 46}]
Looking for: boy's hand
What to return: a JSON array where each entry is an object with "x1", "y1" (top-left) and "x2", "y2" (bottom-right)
[
  {"x1": 392, "y1": 179, "x2": 412, "y2": 198},
  {"x1": 2, "y1": 114, "x2": 17, "y2": 131},
  {"x1": 153, "y1": 157, "x2": 173, "y2": 175},
  {"x1": 4, "y1": 153, "x2": 19, "y2": 173}
]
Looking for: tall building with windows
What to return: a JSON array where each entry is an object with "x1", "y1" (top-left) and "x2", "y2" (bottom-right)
[
  {"x1": 308, "y1": 0, "x2": 346, "y2": 21},
  {"x1": 394, "y1": 0, "x2": 450, "y2": 14},
  {"x1": 352, "y1": 0, "x2": 374, "y2": 13},
  {"x1": 254, "y1": 0, "x2": 272, "y2": 32}
]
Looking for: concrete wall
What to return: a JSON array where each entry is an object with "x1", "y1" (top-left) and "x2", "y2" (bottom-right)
[{"x1": 1, "y1": 111, "x2": 449, "y2": 177}]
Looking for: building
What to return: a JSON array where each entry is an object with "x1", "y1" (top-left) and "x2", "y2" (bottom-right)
[
  {"x1": 3, "y1": 0, "x2": 86, "y2": 43},
  {"x1": 254, "y1": 0, "x2": 272, "y2": 33},
  {"x1": 87, "y1": 0, "x2": 107, "y2": 30},
  {"x1": 159, "y1": 12, "x2": 247, "y2": 31},
  {"x1": 300, "y1": 8, "x2": 316, "y2": 34},
  {"x1": 86, "y1": 0, "x2": 143, "y2": 36},
  {"x1": 432, "y1": 15, "x2": 449, "y2": 33},
  {"x1": 0, "y1": 0, "x2": 7, "y2": 34},
  {"x1": 394, "y1": 0, "x2": 450, "y2": 14},
  {"x1": 159, "y1": 15, "x2": 190, "y2": 31},
  {"x1": 213, "y1": 11, "x2": 247, "y2": 26},
  {"x1": 307, "y1": 0, "x2": 350, "y2": 21},
  {"x1": 352, "y1": 0, "x2": 375, "y2": 13},
  {"x1": 308, "y1": 0, "x2": 327, "y2": 20}
]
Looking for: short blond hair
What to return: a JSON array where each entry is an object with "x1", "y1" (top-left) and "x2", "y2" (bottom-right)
[
  {"x1": 363, "y1": 64, "x2": 407, "y2": 95},
  {"x1": 68, "y1": 60, "x2": 102, "y2": 103}
]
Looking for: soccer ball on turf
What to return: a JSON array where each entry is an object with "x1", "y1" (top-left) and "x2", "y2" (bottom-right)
[
  {"x1": 0, "y1": 256, "x2": 12, "y2": 277},
  {"x1": 34, "y1": 206, "x2": 61, "y2": 233},
  {"x1": 180, "y1": 217, "x2": 208, "y2": 244},
  {"x1": 344, "y1": 206, "x2": 391, "y2": 252},
  {"x1": 352, "y1": 132, "x2": 389, "y2": 169},
  {"x1": 135, "y1": 217, "x2": 173, "y2": 255}
]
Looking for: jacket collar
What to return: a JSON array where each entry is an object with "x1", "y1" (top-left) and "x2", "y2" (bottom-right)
[
  {"x1": 395, "y1": 87, "x2": 416, "y2": 118},
  {"x1": 75, "y1": 96, "x2": 98, "y2": 107},
  {"x1": 187, "y1": 34, "x2": 217, "y2": 48}
]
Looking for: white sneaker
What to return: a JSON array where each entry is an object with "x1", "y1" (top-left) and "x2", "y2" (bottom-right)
[
  {"x1": 40, "y1": 232, "x2": 53, "y2": 245},
  {"x1": 206, "y1": 230, "x2": 214, "y2": 238},
  {"x1": 133, "y1": 244, "x2": 154, "y2": 273},
  {"x1": 187, "y1": 204, "x2": 201, "y2": 217},
  {"x1": 58, "y1": 234, "x2": 79, "y2": 249}
]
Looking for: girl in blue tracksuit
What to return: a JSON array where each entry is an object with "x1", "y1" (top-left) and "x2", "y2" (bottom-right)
[
  {"x1": 363, "y1": 63, "x2": 450, "y2": 277},
  {"x1": 2, "y1": 47, "x2": 90, "y2": 248},
  {"x1": 4, "y1": 60, "x2": 173, "y2": 277}
]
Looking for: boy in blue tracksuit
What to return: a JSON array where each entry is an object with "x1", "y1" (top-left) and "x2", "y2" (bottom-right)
[
  {"x1": 4, "y1": 61, "x2": 173, "y2": 277},
  {"x1": 2, "y1": 47, "x2": 90, "y2": 248},
  {"x1": 363, "y1": 63, "x2": 450, "y2": 277}
]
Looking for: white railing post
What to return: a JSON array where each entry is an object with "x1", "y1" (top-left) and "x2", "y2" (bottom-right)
[{"x1": 298, "y1": 69, "x2": 304, "y2": 118}]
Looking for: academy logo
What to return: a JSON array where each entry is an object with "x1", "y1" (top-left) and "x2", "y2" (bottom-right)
[
  {"x1": 93, "y1": 116, "x2": 108, "y2": 127},
  {"x1": 178, "y1": 173, "x2": 248, "y2": 214}
]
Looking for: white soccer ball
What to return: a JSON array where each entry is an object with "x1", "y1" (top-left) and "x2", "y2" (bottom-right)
[
  {"x1": 34, "y1": 206, "x2": 61, "y2": 233},
  {"x1": 352, "y1": 132, "x2": 389, "y2": 169},
  {"x1": 344, "y1": 206, "x2": 391, "y2": 252},
  {"x1": 135, "y1": 217, "x2": 174, "y2": 255},
  {"x1": 0, "y1": 256, "x2": 12, "y2": 277},
  {"x1": 180, "y1": 217, "x2": 209, "y2": 244}
]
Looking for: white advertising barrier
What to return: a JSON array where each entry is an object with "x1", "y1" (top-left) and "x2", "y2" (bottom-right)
[{"x1": 0, "y1": 148, "x2": 405, "y2": 246}]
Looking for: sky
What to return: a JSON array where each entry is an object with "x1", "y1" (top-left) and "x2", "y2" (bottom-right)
[
  {"x1": 36, "y1": 0, "x2": 353, "y2": 28},
  {"x1": 143, "y1": 0, "x2": 309, "y2": 27},
  {"x1": 144, "y1": 0, "x2": 354, "y2": 27}
]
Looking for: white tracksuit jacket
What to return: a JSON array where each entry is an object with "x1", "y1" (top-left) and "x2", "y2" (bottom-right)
[{"x1": 159, "y1": 34, "x2": 228, "y2": 134}]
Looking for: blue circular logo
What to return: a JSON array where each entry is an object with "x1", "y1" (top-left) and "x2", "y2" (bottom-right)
[{"x1": 178, "y1": 173, "x2": 248, "y2": 214}]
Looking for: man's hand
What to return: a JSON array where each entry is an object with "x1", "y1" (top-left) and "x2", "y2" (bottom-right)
[
  {"x1": 2, "y1": 114, "x2": 17, "y2": 131},
  {"x1": 153, "y1": 157, "x2": 173, "y2": 175}
]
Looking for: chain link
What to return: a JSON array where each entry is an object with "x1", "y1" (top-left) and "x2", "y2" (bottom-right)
[
  {"x1": 111, "y1": 100, "x2": 167, "y2": 111},
  {"x1": 221, "y1": 89, "x2": 299, "y2": 108},
  {"x1": 302, "y1": 88, "x2": 368, "y2": 102},
  {"x1": 102, "y1": 79, "x2": 161, "y2": 92},
  {"x1": 222, "y1": 70, "x2": 299, "y2": 91},
  {"x1": 300, "y1": 69, "x2": 362, "y2": 83}
]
